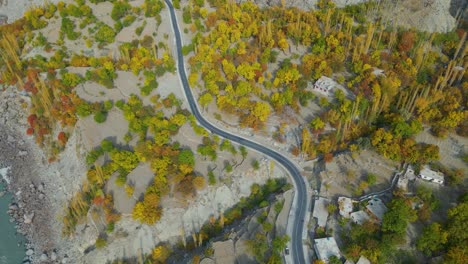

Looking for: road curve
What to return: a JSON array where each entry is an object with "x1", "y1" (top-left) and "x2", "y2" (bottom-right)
[{"x1": 164, "y1": 1, "x2": 307, "y2": 263}]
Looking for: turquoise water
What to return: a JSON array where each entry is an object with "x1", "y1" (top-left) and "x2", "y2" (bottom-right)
[{"x1": 0, "y1": 183, "x2": 26, "y2": 264}]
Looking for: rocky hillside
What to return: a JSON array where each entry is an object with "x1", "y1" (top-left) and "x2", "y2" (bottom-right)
[{"x1": 239, "y1": 0, "x2": 458, "y2": 33}]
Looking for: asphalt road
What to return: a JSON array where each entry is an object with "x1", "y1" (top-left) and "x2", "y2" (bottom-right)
[{"x1": 164, "y1": 1, "x2": 307, "y2": 263}]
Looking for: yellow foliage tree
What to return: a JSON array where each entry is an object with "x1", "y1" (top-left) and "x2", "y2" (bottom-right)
[{"x1": 192, "y1": 176, "x2": 206, "y2": 190}]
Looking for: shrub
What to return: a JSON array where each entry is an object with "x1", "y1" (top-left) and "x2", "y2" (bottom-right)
[
  {"x1": 367, "y1": 173, "x2": 377, "y2": 185},
  {"x1": 94, "y1": 112, "x2": 107, "y2": 123},
  {"x1": 208, "y1": 171, "x2": 216, "y2": 185},
  {"x1": 182, "y1": 7, "x2": 192, "y2": 24},
  {"x1": 115, "y1": 174, "x2": 127, "y2": 187},
  {"x1": 122, "y1": 15, "x2": 136, "y2": 27},
  {"x1": 251, "y1": 159, "x2": 260, "y2": 170},
  {"x1": 103, "y1": 100, "x2": 114, "y2": 111},
  {"x1": 76, "y1": 102, "x2": 93, "y2": 117},
  {"x1": 111, "y1": 1, "x2": 131, "y2": 21},
  {"x1": 61, "y1": 72, "x2": 83, "y2": 87},
  {"x1": 100, "y1": 139, "x2": 114, "y2": 152},
  {"x1": 182, "y1": 44, "x2": 194, "y2": 55},
  {"x1": 106, "y1": 222, "x2": 115, "y2": 233},
  {"x1": 95, "y1": 24, "x2": 116, "y2": 44},
  {"x1": 144, "y1": 0, "x2": 164, "y2": 17},
  {"x1": 86, "y1": 147, "x2": 104, "y2": 165},
  {"x1": 61, "y1": 17, "x2": 80, "y2": 40},
  {"x1": 95, "y1": 237, "x2": 107, "y2": 248}
]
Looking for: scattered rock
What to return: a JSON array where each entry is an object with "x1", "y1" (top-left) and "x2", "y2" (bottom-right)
[
  {"x1": 51, "y1": 251, "x2": 57, "y2": 261},
  {"x1": 26, "y1": 249, "x2": 34, "y2": 256},
  {"x1": 37, "y1": 183, "x2": 44, "y2": 192},
  {"x1": 39, "y1": 253, "x2": 48, "y2": 262},
  {"x1": 18, "y1": 150, "x2": 28, "y2": 156},
  {"x1": 9, "y1": 204, "x2": 18, "y2": 210},
  {"x1": 62, "y1": 256, "x2": 69, "y2": 264},
  {"x1": 0, "y1": 191, "x2": 5, "y2": 197},
  {"x1": 24, "y1": 212, "x2": 35, "y2": 224},
  {"x1": 39, "y1": 193, "x2": 45, "y2": 199}
]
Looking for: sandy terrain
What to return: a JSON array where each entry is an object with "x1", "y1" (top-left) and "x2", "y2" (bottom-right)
[
  {"x1": 415, "y1": 130, "x2": 468, "y2": 171},
  {"x1": 319, "y1": 150, "x2": 399, "y2": 198}
]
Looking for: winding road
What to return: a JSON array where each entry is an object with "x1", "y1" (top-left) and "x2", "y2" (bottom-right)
[{"x1": 164, "y1": 1, "x2": 307, "y2": 263}]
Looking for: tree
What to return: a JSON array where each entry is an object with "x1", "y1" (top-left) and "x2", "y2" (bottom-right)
[
  {"x1": 446, "y1": 201, "x2": 468, "y2": 246},
  {"x1": 444, "y1": 246, "x2": 468, "y2": 264},
  {"x1": 398, "y1": 31, "x2": 416, "y2": 53},
  {"x1": 111, "y1": 1, "x2": 131, "y2": 21},
  {"x1": 199, "y1": 92, "x2": 213, "y2": 109},
  {"x1": 310, "y1": 117, "x2": 325, "y2": 133},
  {"x1": 192, "y1": 176, "x2": 206, "y2": 190},
  {"x1": 382, "y1": 198, "x2": 417, "y2": 235},
  {"x1": 251, "y1": 101, "x2": 271, "y2": 122},
  {"x1": 132, "y1": 199, "x2": 162, "y2": 225},
  {"x1": 367, "y1": 173, "x2": 377, "y2": 185},
  {"x1": 95, "y1": 24, "x2": 116, "y2": 43},
  {"x1": 152, "y1": 245, "x2": 171, "y2": 263},
  {"x1": 94, "y1": 111, "x2": 107, "y2": 123},
  {"x1": 416, "y1": 223, "x2": 448, "y2": 255},
  {"x1": 247, "y1": 232, "x2": 268, "y2": 262},
  {"x1": 178, "y1": 149, "x2": 195, "y2": 166}
]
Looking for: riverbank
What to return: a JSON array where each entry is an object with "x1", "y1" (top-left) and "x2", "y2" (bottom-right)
[
  {"x1": 0, "y1": 85, "x2": 84, "y2": 263},
  {"x1": 0, "y1": 181, "x2": 26, "y2": 264}
]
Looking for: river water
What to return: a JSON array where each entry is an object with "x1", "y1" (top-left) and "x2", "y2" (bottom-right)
[{"x1": 0, "y1": 182, "x2": 26, "y2": 264}]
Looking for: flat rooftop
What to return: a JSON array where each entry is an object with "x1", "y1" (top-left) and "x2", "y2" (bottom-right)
[{"x1": 314, "y1": 237, "x2": 341, "y2": 261}]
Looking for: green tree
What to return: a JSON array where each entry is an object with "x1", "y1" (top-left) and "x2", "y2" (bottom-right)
[
  {"x1": 178, "y1": 149, "x2": 195, "y2": 166},
  {"x1": 382, "y1": 198, "x2": 417, "y2": 235},
  {"x1": 417, "y1": 223, "x2": 448, "y2": 255},
  {"x1": 95, "y1": 24, "x2": 116, "y2": 43},
  {"x1": 111, "y1": 1, "x2": 131, "y2": 21},
  {"x1": 446, "y1": 201, "x2": 468, "y2": 246},
  {"x1": 367, "y1": 173, "x2": 377, "y2": 185}
]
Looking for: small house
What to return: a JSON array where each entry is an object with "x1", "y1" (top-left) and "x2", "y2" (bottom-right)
[
  {"x1": 356, "y1": 256, "x2": 372, "y2": 264},
  {"x1": 338, "y1": 197, "x2": 354, "y2": 218},
  {"x1": 314, "y1": 237, "x2": 341, "y2": 262},
  {"x1": 312, "y1": 76, "x2": 355, "y2": 99},
  {"x1": 419, "y1": 166, "x2": 444, "y2": 185},
  {"x1": 313, "y1": 197, "x2": 330, "y2": 228},
  {"x1": 350, "y1": 210, "x2": 370, "y2": 225},
  {"x1": 0, "y1": 15, "x2": 7, "y2": 25},
  {"x1": 365, "y1": 198, "x2": 387, "y2": 223},
  {"x1": 313, "y1": 76, "x2": 339, "y2": 96}
]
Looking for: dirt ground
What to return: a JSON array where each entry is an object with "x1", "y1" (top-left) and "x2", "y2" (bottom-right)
[
  {"x1": 319, "y1": 150, "x2": 400, "y2": 198},
  {"x1": 415, "y1": 130, "x2": 468, "y2": 171}
]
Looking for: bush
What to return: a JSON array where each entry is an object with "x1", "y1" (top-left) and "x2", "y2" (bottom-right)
[
  {"x1": 61, "y1": 72, "x2": 83, "y2": 87},
  {"x1": 122, "y1": 15, "x2": 136, "y2": 27},
  {"x1": 182, "y1": 44, "x2": 194, "y2": 55},
  {"x1": 111, "y1": 1, "x2": 131, "y2": 21},
  {"x1": 95, "y1": 237, "x2": 107, "y2": 248},
  {"x1": 252, "y1": 159, "x2": 260, "y2": 170},
  {"x1": 94, "y1": 112, "x2": 107, "y2": 123},
  {"x1": 106, "y1": 222, "x2": 115, "y2": 233},
  {"x1": 182, "y1": 7, "x2": 192, "y2": 24},
  {"x1": 103, "y1": 100, "x2": 114, "y2": 111},
  {"x1": 115, "y1": 174, "x2": 127, "y2": 187},
  {"x1": 101, "y1": 139, "x2": 114, "y2": 152},
  {"x1": 367, "y1": 173, "x2": 377, "y2": 185},
  {"x1": 61, "y1": 17, "x2": 80, "y2": 40},
  {"x1": 76, "y1": 102, "x2": 93, "y2": 117},
  {"x1": 95, "y1": 24, "x2": 116, "y2": 44},
  {"x1": 144, "y1": 0, "x2": 164, "y2": 17},
  {"x1": 86, "y1": 147, "x2": 104, "y2": 165},
  {"x1": 208, "y1": 171, "x2": 216, "y2": 185}
]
